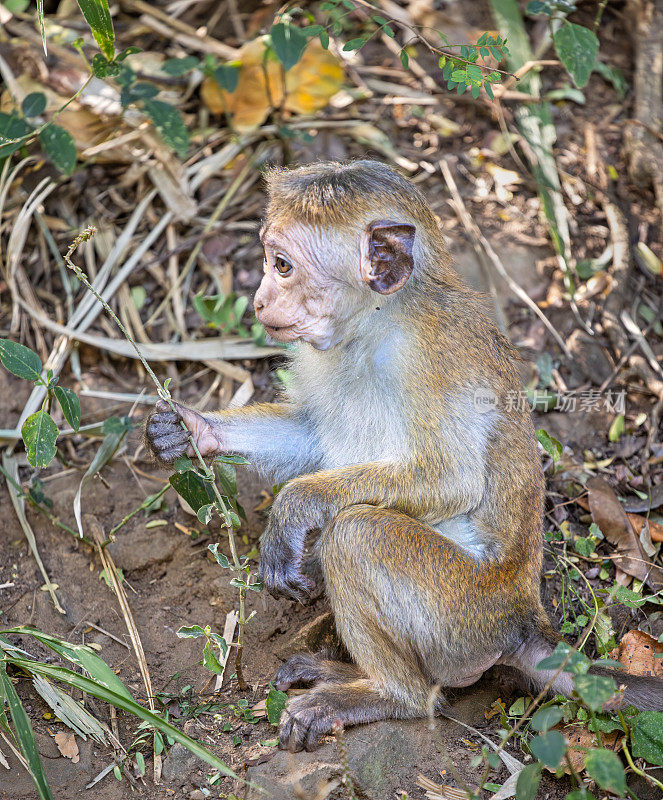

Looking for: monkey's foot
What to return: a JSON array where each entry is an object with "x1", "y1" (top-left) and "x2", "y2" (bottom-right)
[
  {"x1": 275, "y1": 652, "x2": 359, "y2": 691},
  {"x1": 278, "y1": 680, "x2": 406, "y2": 752}
]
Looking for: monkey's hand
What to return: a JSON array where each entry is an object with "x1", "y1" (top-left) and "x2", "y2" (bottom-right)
[
  {"x1": 145, "y1": 400, "x2": 224, "y2": 464},
  {"x1": 259, "y1": 515, "x2": 314, "y2": 603}
]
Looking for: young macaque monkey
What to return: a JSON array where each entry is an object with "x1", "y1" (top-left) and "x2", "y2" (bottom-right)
[{"x1": 146, "y1": 160, "x2": 663, "y2": 751}]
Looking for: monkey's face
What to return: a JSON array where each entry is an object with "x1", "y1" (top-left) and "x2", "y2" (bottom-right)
[
  {"x1": 255, "y1": 223, "x2": 355, "y2": 350},
  {"x1": 255, "y1": 218, "x2": 416, "y2": 350}
]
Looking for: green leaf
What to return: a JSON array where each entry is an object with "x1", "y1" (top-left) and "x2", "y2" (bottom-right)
[
  {"x1": 592, "y1": 61, "x2": 627, "y2": 99},
  {"x1": 0, "y1": 112, "x2": 33, "y2": 158},
  {"x1": 584, "y1": 748, "x2": 627, "y2": 795},
  {"x1": 173, "y1": 454, "x2": 195, "y2": 473},
  {"x1": 271, "y1": 22, "x2": 308, "y2": 70},
  {"x1": 2, "y1": 0, "x2": 30, "y2": 12},
  {"x1": 143, "y1": 99, "x2": 189, "y2": 158},
  {"x1": 196, "y1": 503, "x2": 214, "y2": 525},
  {"x1": 22, "y1": 92, "x2": 47, "y2": 118},
  {"x1": 169, "y1": 470, "x2": 215, "y2": 513},
  {"x1": 553, "y1": 22, "x2": 598, "y2": 89},
  {"x1": 0, "y1": 664, "x2": 53, "y2": 799},
  {"x1": 526, "y1": 1, "x2": 553, "y2": 14},
  {"x1": 574, "y1": 674, "x2": 616, "y2": 711},
  {"x1": 5, "y1": 656, "x2": 236, "y2": 778},
  {"x1": 208, "y1": 543, "x2": 231, "y2": 569},
  {"x1": 515, "y1": 762, "x2": 542, "y2": 800},
  {"x1": 209, "y1": 633, "x2": 227, "y2": 655},
  {"x1": 608, "y1": 414, "x2": 624, "y2": 443},
  {"x1": 400, "y1": 49, "x2": 409, "y2": 69},
  {"x1": 75, "y1": 0, "x2": 115, "y2": 61},
  {"x1": 162, "y1": 56, "x2": 200, "y2": 76},
  {"x1": 39, "y1": 124, "x2": 76, "y2": 175},
  {"x1": 536, "y1": 642, "x2": 590, "y2": 675},
  {"x1": 91, "y1": 53, "x2": 120, "y2": 78},
  {"x1": 202, "y1": 641, "x2": 224, "y2": 675},
  {"x1": 536, "y1": 428, "x2": 562, "y2": 462},
  {"x1": 176, "y1": 625, "x2": 206, "y2": 639},
  {"x1": 54, "y1": 386, "x2": 80, "y2": 431},
  {"x1": 342, "y1": 37, "x2": 365, "y2": 52},
  {"x1": 21, "y1": 411, "x2": 58, "y2": 468},
  {"x1": 2, "y1": 626, "x2": 133, "y2": 701},
  {"x1": 120, "y1": 81, "x2": 159, "y2": 107},
  {"x1": 213, "y1": 64, "x2": 240, "y2": 93},
  {"x1": 530, "y1": 706, "x2": 564, "y2": 732},
  {"x1": 529, "y1": 730, "x2": 566, "y2": 769},
  {"x1": 632, "y1": 711, "x2": 663, "y2": 766},
  {"x1": 319, "y1": 30, "x2": 330, "y2": 49},
  {"x1": 135, "y1": 751, "x2": 145, "y2": 776},
  {"x1": 0, "y1": 339, "x2": 42, "y2": 380},
  {"x1": 265, "y1": 687, "x2": 288, "y2": 726}
]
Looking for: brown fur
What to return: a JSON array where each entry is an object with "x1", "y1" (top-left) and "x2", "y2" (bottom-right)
[{"x1": 146, "y1": 161, "x2": 663, "y2": 752}]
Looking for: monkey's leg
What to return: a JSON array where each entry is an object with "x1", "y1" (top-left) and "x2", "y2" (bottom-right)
[{"x1": 278, "y1": 504, "x2": 531, "y2": 751}]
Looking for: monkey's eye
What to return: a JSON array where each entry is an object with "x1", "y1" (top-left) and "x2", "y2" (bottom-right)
[{"x1": 274, "y1": 256, "x2": 293, "y2": 276}]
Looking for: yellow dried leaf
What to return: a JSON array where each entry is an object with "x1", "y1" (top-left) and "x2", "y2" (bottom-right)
[{"x1": 202, "y1": 37, "x2": 344, "y2": 130}]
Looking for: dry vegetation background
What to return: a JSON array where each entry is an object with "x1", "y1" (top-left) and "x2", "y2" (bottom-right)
[{"x1": 0, "y1": 1, "x2": 663, "y2": 799}]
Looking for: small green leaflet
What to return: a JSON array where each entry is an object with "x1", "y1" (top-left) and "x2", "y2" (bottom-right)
[
  {"x1": 54, "y1": 386, "x2": 81, "y2": 431},
  {"x1": 21, "y1": 411, "x2": 58, "y2": 469},
  {"x1": 573, "y1": 674, "x2": 616, "y2": 711},
  {"x1": 169, "y1": 470, "x2": 215, "y2": 513},
  {"x1": 0, "y1": 339, "x2": 42, "y2": 381},
  {"x1": 39, "y1": 125, "x2": 77, "y2": 175},
  {"x1": 0, "y1": 113, "x2": 32, "y2": 158},
  {"x1": 265, "y1": 687, "x2": 287, "y2": 726},
  {"x1": 270, "y1": 22, "x2": 308, "y2": 70},
  {"x1": 202, "y1": 641, "x2": 224, "y2": 675},
  {"x1": 176, "y1": 625, "x2": 206, "y2": 639},
  {"x1": 76, "y1": 0, "x2": 115, "y2": 61},
  {"x1": 632, "y1": 711, "x2": 663, "y2": 767},
  {"x1": 553, "y1": 22, "x2": 599, "y2": 89},
  {"x1": 536, "y1": 428, "x2": 562, "y2": 462},
  {"x1": 213, "y1": 64, "x2": 240, "y2": 93},
  {"x1": 515, "y1": 762, "x2": 542, "y2": 800},
  {"x1": 584, "y1": 748, "x2": 626, "y2": 795},
  {"x1": 143, "y1": 99, "x2": 189, "y2": 158},
  {"x1": 529, "y1": 730, "x2": 565, "y2": 769},
  {"x1": 22, "y1": 92, "x2": 47, "y2": 118}
]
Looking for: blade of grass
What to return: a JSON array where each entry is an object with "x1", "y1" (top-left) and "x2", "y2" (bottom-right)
[
  {"x1": 2, "y1": 658, "x2": 237, "y2": 778},
  {"x1": 0, "y1": 663, "x2": 53, "y2": 799}
]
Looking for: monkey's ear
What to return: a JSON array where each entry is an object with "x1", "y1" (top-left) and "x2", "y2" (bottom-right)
[{"x1": 360, "y1": 219, "x2": 416, "y2": 295}]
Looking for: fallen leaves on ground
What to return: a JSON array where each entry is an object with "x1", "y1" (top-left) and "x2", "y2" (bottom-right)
[
  {"x1": 610, "y1": 629, "x2": 663, "y2": 678},
  {"x1": 586, "y1": 476, "x2": 663, "y2": 589},
  {"x1": 201, "y1": 38, "x2": 344, "y2": 130},
  {"x1": 54, "y1": 731, "x2": 80, "y2": 763}
]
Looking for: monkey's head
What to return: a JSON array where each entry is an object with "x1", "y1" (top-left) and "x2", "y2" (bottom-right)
[{"x1": 254, "y1": 160, "x2": 447, "y2": 350}]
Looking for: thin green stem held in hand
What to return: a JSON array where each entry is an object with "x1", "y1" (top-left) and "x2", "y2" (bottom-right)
[{"x1": 64, "y1": 228, "x2": 249, "y2": 684}]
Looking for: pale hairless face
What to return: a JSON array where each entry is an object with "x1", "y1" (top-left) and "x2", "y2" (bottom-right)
[
  {"x1": 254, "y1": 218, "x2": 416, "y2": 350},
  {"x1": 254, "y1": 222, "x2": 356, "y2": 350}
]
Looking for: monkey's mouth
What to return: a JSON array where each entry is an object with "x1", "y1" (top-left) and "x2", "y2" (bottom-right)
[{"x1": 262, "y1": 324, "x2": 297, "y2": 340}]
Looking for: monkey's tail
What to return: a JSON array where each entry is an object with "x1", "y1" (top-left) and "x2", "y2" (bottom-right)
[{"x1": 504, "y1": 617, "x2": 663, "y2": 712}]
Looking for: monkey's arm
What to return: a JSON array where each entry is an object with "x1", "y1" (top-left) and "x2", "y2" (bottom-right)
[
  {"x1": 145, "y1": 401, "x2": 321, "y2": 481},
  {"x1": 259, "y1": 459, "x2": 479, "y2": 601}
]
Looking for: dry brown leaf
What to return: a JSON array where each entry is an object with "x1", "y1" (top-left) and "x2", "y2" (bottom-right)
[
  {"x1": 628, "y1": 512, "x2": 663, "y2": 543},
  {"x1": 54, "y1": 731, "x2": 79, "y2": 763},
  {"x1": 609, "y1": 629, "x2": 663, "y2": 678},
  {"x1": 250, "y1": 699, "x2": 268, "y2": 719},
  {"x1": 201, "y1": 38, "x2": 344, "y2": 130},
  {"x1": 587, "y1": 476, "x2": 663, "y2": 589},
  {"x1": 560, "y1": 725, "x2": 620, "y2": 775}
]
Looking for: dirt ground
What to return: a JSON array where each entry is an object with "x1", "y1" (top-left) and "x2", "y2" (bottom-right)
[{"x1": 1, "y1": 1, "x2": 663, "y2": 798}]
